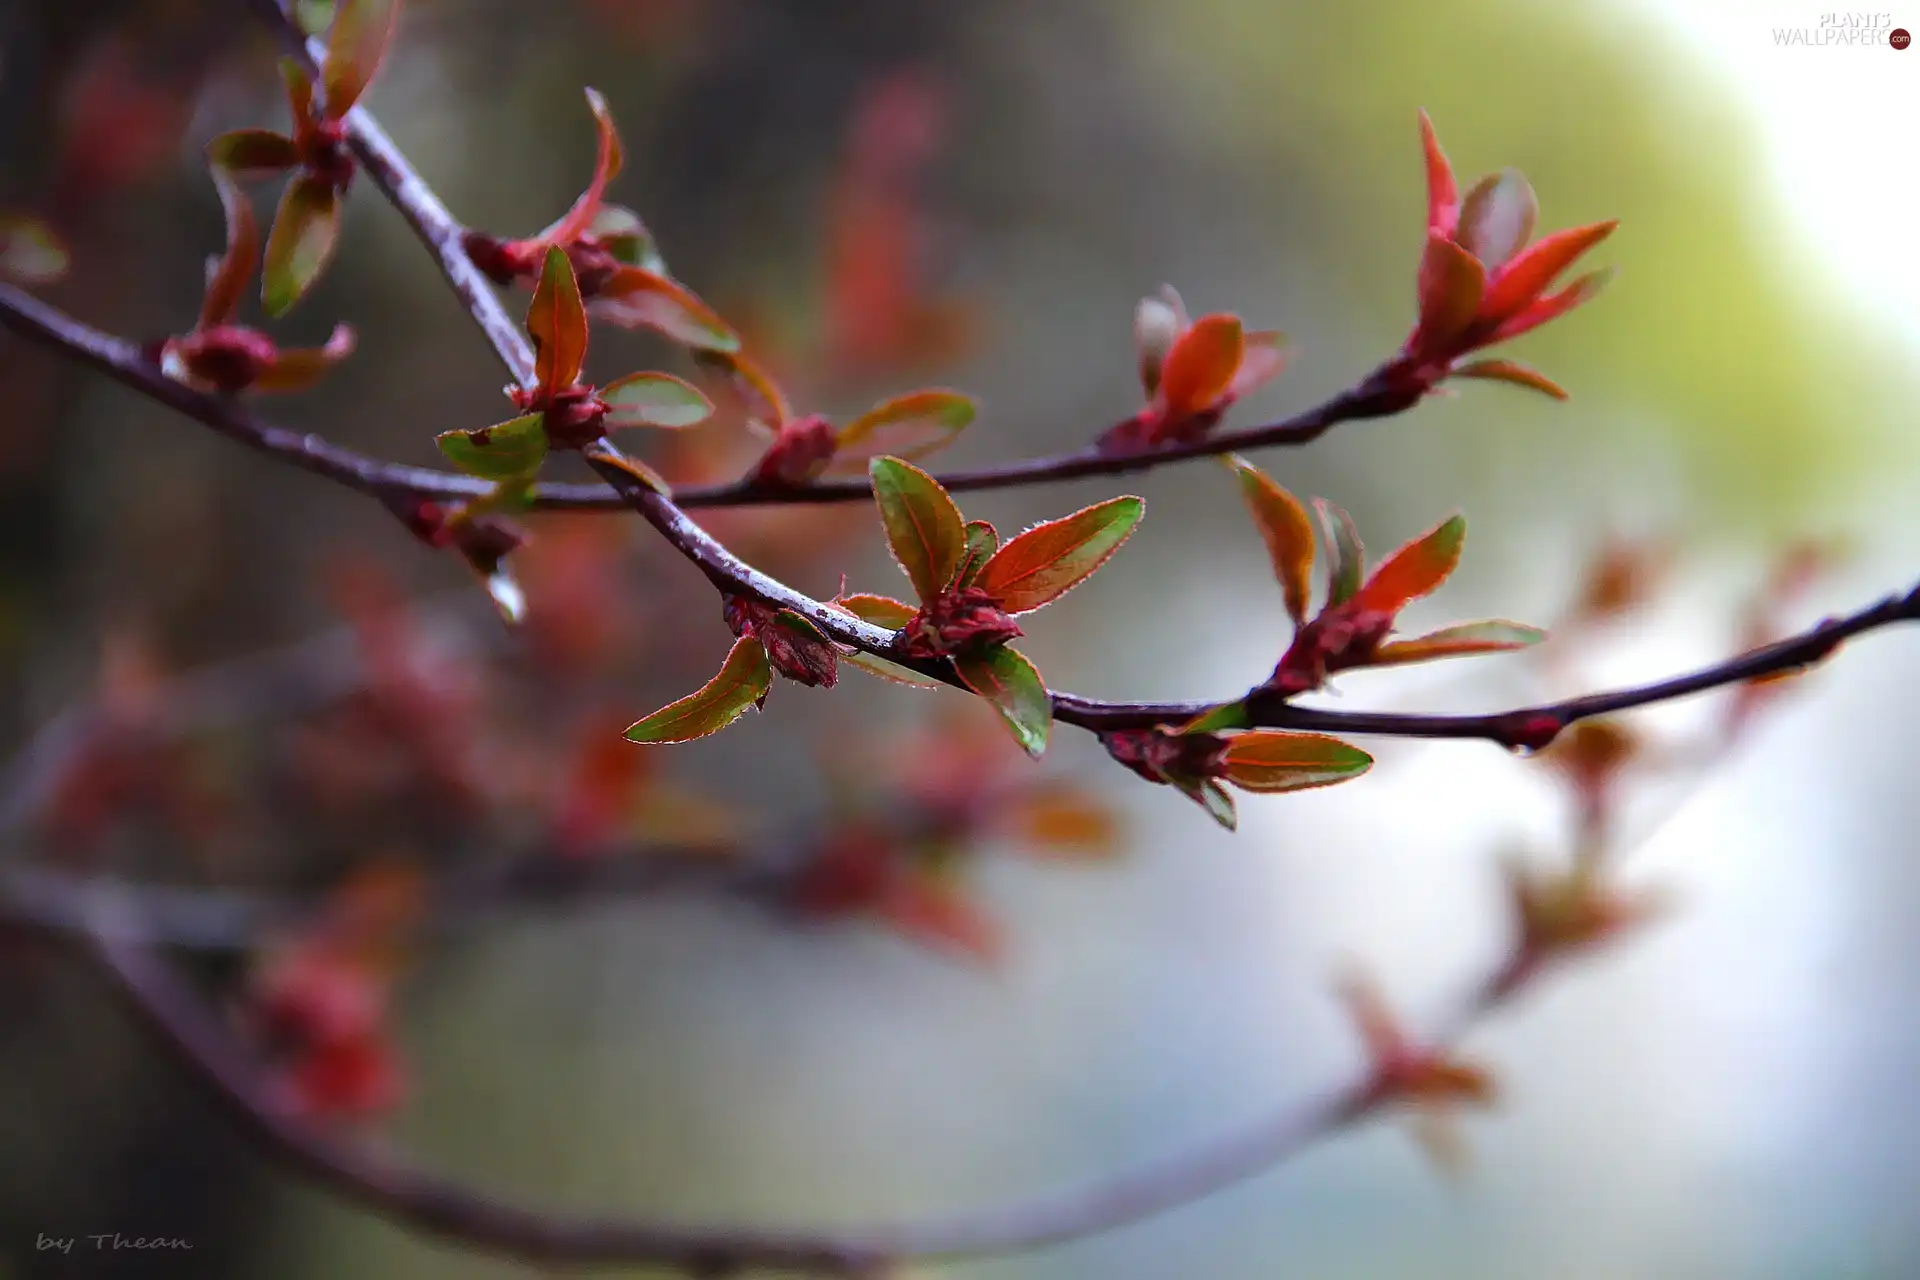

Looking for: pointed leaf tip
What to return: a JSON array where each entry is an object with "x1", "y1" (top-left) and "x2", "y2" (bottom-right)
[
  {"x1": 869, "y1": 456, "x2": 966, "y2": 605},
  {"x1": 624, "y1": 635, "x2": 774, "y2": 743},
  {"x1": 1229, "y1": 456, "x2": 1315, "y2": 627},
  {"x1": 973, "y1": 495, "x2": 1144, "y2": 614},
  {"x1": 954, "y1": 646, "x2": 1052, "y2": 757}
]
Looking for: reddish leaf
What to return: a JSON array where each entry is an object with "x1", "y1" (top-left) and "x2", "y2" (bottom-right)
[
  {"x1": 207, "y1": 129, "x2": 300, "y2": 181},
  {"x1": 1218, "y1": 732, "x2": 1373, "y2": 793},
  {"x1": 321, "y1": 0, "x2": 399, "y2": 119},
  {"x1": 1157, "y1": 313, "x2": 1243, "y2": 418},
  {"x1": 1455, "y1": 169, "x2": 1537, "y2": 270},
  {"x1": 954, "y1": 645, "x2": 1051, "y2": 758},
  {"x1": 1229, "y1": 456, "x2": 1315, "y2": 627},
  {"x1": 1353, "y1": 513, "x2": 1465, "y2": 616},
  {"x1": 599, "y1": 371, "x2": 712, "y2": 429},
  {"x1": 198, "y1": 169, "x2": 259, "y2": 330},
  {"x1": 869, "y1": 456, "x2": 966, "y2": 605},
  {"x1": 591, "y1": 266, "x2": 739, "y2": 352},
  {"x1": 624, "y1": 635, "x2": 773, "y2": 743},
  {"x1": 251, "y1": 324, "x2": 357, "y2": 393},
  {"x1": 544, "y1": 87, "x2": 625, "y2": 249},
  {"x1": 1480, "y1": 220, "x2": 1617, "y2": 324},
  {"x1": 436, "y1": 412, "x2": 547, "y2": 481},
  {"x1": 1418, "y1": 109, "x2": 1459, "y2": 238},
  {"x1": 591, "y1": 449, "x2": 672, "y2": 496},
  {"x1": 262, "y1": 174, "x2": 341, "y2": 316},
  {"x1": 527, "y1": 245, "x2": 589, "y2": 390},
  {"x1": 881, "y1": 875, "x2": 1002, "y2": 965},
  {"x1": 1449, "y1": 358, "x2": 1567, "y2": 400},
  {"x1": 832, "y1": 389, "x2": 975, "y2": 468},
  {"x1": 1412, "y1": 234, "x2": 1485, "y2": 354},
  {"x1": 282, "y1": 59, "x2": 316, "y2": 138},
  {"x1": 1371, "y1": 620, "x2": 1547, "y2": 666},
  {"x1": 1227, "y1": 329, "x2": 1289, "y2": 401},
  {"x1": 973, "y1": 495, "x2": 1144, "y2": 614},
  {"x1": 1488, "y1": 268, "x2": 1613, "y2": 344}
]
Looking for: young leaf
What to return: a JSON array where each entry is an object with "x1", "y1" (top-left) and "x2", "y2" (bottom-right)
[
  {"x1": 544, "y1": 87, "x2": 625, "y2": 249},
  {"x1": 1479, "y1": 220, "x2": 1618, "y2": 324},
  {"x1": 1449, "y1": 358, "x2": 1567, "y2": 400},
  {"x1": 624, "y1": 635, "x2": 773, "y2": 744},
  {"x1": 588, "y1": 204, "x2": 666, "y2": 274},
  {"x1": 1229, "y1": 456, "x2": 1315, "y2": 627},
  {"x1": 1413, "y1": 234, "x2": 1486, "y2": 352},
  {"x1": 1456, "y1": 169, "x2": 1538, "y2": 271},
  {"x1": 251, "y1": 324, "x2": 357, "y2": 393},
  {"x1": 1227, "y1": 329, "x2": 1289, "y2": 400},
  {"x1": 1168, "y1": 774, "x2": 1237, "y2": 831},
  {"x1": 436, "y1": 413, "x2": 547, "y2": 481},
  {"x1": 592, "y1": 449, "x2": 673, "y2": 496},
  {"x1": 1313, "y1": 498, "x2": 1366, "y2": 607},
  {"x1": 1371, "y1": 620, "x2": 1547, "y2": 667},
  {"x1": 1178, "y1": 700, "x2": 1253, "y2": 734},
  {"x1": 207, "y1": 129, "x2": 300, "y2": 181},
  {"x1": 591, "y1": 266, "x2": 739, "y2": 352},
  {"x1": 1157, "y1": 313, "x2": 1243, "y2": 419},
  {"x1": 999, "y1": 788, "x2": 1122, "y2": 856},
  {"x1": 869, "y1": 456, "x2": 966, "y2": 605},
  {"x1": 527, "y1": 245, "x2": 588, "y2": 391},
  {"x1": 1218, "y1": 732, "x2": 1373, "y2": 793},
  {"x1": 953, "y1": 520, "x2": 999, "y2": 590},
  {"x1": 1487, "y1": 268, "x2": 1614, "y2": 344},
  {"x1": 282, "y1": 59, "x2": 316, "y2": 138},
  {"x1": 600, "y1": 371, "x2": 713, "y2": 429},
  {"x1": 1134, "y1": 286, "x2": 1187, "y2": 397},
  {"x1": 1353, "y1": 513, "x2": 1465, "y2": 616},
  {"x1": 843, "y1": 652, "x2": 945, "y2": 688},
  {"x1": 954, "y1": 646, "x2": 1051, "y2": 758},
  {"x1": 831, "y1": 593, "x2": 918, "y2": 629},
  {"x1": 262, "y1": 174, "x2": 342, "y2": 316},
  {"x1": 973, "y1": 496, "x2": 1144, "y2": 614},
  {"x1": 321, "y1": 0, "x2": 399, "y2": 119},
  {"x1": 1418, "y1": 109, "x2": 1459, "y2": 238},
  {"x1": 832, "y1": 389, "x2": 975, "y2": 467},
  {"x1": 200, "y1": 169, "x2": 259, "y2": 330}
]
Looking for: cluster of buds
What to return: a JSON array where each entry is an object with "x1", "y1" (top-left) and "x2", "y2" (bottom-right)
[{"x1": 1099, "y1": 288, "x2": 1288, "y2": 452}]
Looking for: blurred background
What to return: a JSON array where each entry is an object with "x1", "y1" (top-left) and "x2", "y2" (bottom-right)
[{"x1": 2, "y1": 0, "x2": 1918, "y2": 1276}]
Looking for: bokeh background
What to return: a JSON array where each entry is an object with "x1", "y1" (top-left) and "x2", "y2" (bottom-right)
[{"x1": 2, "y1": 0, "x2": 1918, "y2": 1276}]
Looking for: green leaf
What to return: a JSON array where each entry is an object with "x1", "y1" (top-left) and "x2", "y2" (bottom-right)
[
  {"x1": 1228, "y1": 456, "x2": 1315, "y2": 627},
  {"x1": 624, "y1": 635, "x2": 773, "y2": 743},
  {"x1": 869, "y1": 456, "x2": 966, "y2": 605},
  {"x1": 954, "y1": 520, "x2": 999, "y2": 590},
  {"x1": 527, "y1": 245, "x2": 588, "y2": 391},
  {"x1": 600, "y1": 371, "x2": 713, "y2": 429},
  {"x1": 1177, "y1": 700, "x2": 1253, "y2": 734},
  {"x1": 1218, "y1": 732, "x2": 1373, "y2": 793},
  {"x1": 591, "y1": 266, "x2": 739, "y2": 353},
  {"x1": 295, "y1": 0, "x2": 337, "y2": 36},
  {"x1": 206, "y1": 129, "x2": 300, "y2": 181},
  {"x1": 1313, "y1": 498, "x2": 1365, "y2": 607},
  {"x1": 973, "y1": 496, "x2": 1144, "y2": 614},
  {"x1": 436, "y1": 413, "x2": 548, "y2": 481},
  {"x1": 832, "y1": 389, "x2": 975, "y2": 468},
  {"x1": 954, "y1": 646, "x2": 1051, "y2": 758},
  {"x1": 1371, "y1": 620, "x2": 1548, "y2": 667},
  {"x1": 321, "y1": 0, "x2": 398, "y2": 119},
  {"x1": 1168, "y1": 774, "x2": 1237, "y2": 830},
  {"x1": 588, "y1": 204, "x2": 667, "y2": 274},
  {"x1": 262, "y1": 174, "x2": 341, "y2": 316}
]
